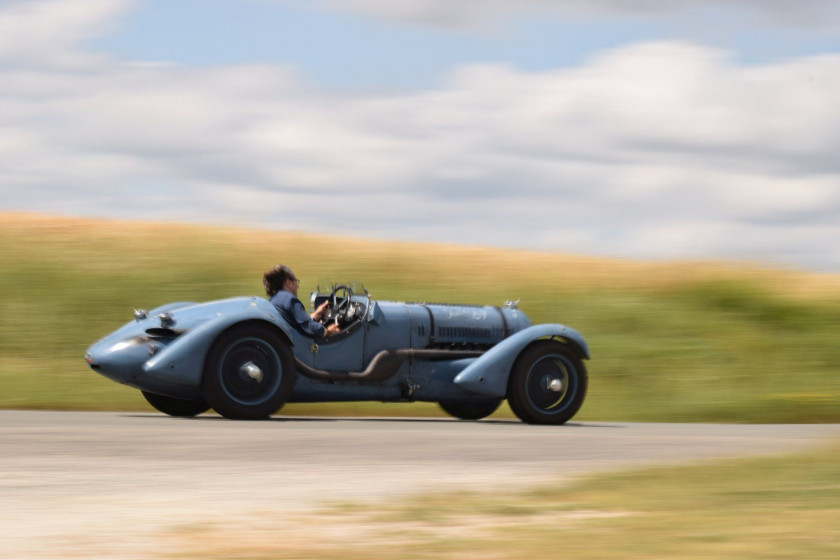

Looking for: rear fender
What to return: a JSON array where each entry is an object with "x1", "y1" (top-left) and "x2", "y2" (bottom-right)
[
  {"x1": 142, "y1": 303, "x2": 294, "y2": 387},
  {"x1": 453, "y1": 324, "x2": 589, "y2": 398}
]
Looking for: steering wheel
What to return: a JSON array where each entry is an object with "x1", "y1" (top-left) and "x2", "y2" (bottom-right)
[{"x1": 323, "y1": 284, "x2": 354, "y2": 328}]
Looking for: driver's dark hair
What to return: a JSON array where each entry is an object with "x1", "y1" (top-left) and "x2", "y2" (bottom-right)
[{"x1": 263, "y1": 264, "x2": 295, "y2": 297}]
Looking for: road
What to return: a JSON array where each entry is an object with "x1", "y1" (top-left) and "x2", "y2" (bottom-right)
[{"x1": 2, "y1": 411, "x2": 840, "y2": 559}]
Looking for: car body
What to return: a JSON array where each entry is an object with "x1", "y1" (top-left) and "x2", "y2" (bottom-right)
[{"x1": 85, "y1": 284, "x2": 589, "y2": 424}]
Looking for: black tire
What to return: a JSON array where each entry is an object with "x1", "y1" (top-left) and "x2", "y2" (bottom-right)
[
  {"x1": 141, "y1": 391, "x2": 210, "y2": 417},
  {"x1": 202, "y1": 324, "x2": 295, "y2": 420},
  {"x1": 507, "y1": 340, "x2": 587, "y2": 425},
  {"x1": 439, "y1": 398, "x2": 503, "y2": 421}
]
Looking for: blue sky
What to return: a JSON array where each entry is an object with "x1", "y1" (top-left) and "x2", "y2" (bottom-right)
[
  {"x1": 2, "y1": 0, "x2": 840, "y2": 271},
  {"x1": 92, "y1": 1, "x2": 669, "y2": 87},
  {"x1": 93, "y1": 0, "x2": 840, "y2": 87}
]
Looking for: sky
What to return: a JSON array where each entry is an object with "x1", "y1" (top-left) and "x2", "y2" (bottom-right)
[{"x1": 2, "y1": 0, "x2": 840, "y2": 271}]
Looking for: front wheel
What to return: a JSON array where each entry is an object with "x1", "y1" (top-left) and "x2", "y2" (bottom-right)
[
  {"x1": 202, "y1": 325, "x2": 295, "y2": 420},
  {"x1": 141, "y1": 391, "x2": 209, "y2": 417},
  {"x1": 439, "y1": 398, "x2": 503, "y2": 421},
  {"x1": 507, "y1": 340, "x2": 587, "y2": 425}
]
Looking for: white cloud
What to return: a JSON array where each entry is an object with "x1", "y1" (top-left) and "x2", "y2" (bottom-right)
[
  {"x1": 0, "y1": 0, "x2": 132, "y2": 64},
  {"x1": 1, "y1": 1, "x2": 840, "y2": 270}
]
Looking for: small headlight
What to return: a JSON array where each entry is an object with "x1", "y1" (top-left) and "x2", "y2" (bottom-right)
[
  {"x1": 134, "y1": 309, "x2": 148, "y2": 321},
  {"x1": 158, "y1": 312, "x2": 175, "y2": 326}
]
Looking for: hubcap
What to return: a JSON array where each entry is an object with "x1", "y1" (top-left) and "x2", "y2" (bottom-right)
[
  {"x1": 546, "y1": 377, "x2": 564, "y2": 392},
  {"x1": 240, "y1": 361, "x2": 263, "y2": 383}
]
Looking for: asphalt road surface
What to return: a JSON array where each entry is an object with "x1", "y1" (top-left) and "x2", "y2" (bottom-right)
[{"x1": 3, "y1": 411, "x2": 840, "y2": 559}]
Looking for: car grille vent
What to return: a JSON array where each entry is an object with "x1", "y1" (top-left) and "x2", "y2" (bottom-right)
[{"x1": 437, "y1": 325, "x2": 503, "y2": 339}]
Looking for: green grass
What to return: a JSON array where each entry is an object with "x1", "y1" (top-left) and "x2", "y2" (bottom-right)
[
  {"x1": 2, "y1": 212, "x2": 840, "y2": 422},
  {"x1": 169, "y1": 443, "x2": 840, "y2": 559}
]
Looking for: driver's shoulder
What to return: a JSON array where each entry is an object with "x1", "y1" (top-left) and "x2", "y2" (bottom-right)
[{"x1": 269, "y1": 290, "x2": 299, "y2": 307}]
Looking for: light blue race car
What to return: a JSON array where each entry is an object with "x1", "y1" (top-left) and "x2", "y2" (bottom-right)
[{"x1": 85, "y1": 284, "x2": 589, "y2": 424}]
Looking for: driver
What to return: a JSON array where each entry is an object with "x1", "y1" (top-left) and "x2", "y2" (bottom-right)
[{"x1": 263, "y1": 264, "x2": 340, "y2": 338}]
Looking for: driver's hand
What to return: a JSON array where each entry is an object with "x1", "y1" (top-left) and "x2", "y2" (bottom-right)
[
  {"x1": 312, "y1": 300, "x2": 330, "y2": 321},
  {"x1": 324, "y1": 323, "x2": 340, "y2": 336}
]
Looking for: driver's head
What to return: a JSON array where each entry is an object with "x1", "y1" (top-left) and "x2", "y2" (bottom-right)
[{"x1": 263, "y1": 264, "x2": 298, "y2": 297}]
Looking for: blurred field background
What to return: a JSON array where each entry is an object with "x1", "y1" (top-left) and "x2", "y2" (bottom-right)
[{"x1": 2, "y1": 212, "x2": 840, "y2": 422}]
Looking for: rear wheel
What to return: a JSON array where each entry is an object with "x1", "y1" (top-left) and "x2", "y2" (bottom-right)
[
  {"x1": 141, "y1": 391, "x2": 209, "y2": 417},
  {"x1": 507, "y1": 340, "x2": 587, "y2": 425},
  {"x1": 439, "y1": 398, "x2": 502, "y2": 421},
  {"x1": 202, "y1": 324, "x2": 295, "y2": 420}
]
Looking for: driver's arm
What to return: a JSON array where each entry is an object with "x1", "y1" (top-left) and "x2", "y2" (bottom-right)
[
  {"x1": 288, "y1": 299, "x2": 327, "y2": 338},
  {"x1": 311, "y1": 300, "x2": 330, "y2": 321},
  {"x1": 312, "y1": 300, "x2": 340, "y2": 336}
]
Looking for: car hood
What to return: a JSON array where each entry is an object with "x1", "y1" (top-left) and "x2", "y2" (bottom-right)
[{"x1": 141, "y1": 297, "x2": 275, "y2": 332}]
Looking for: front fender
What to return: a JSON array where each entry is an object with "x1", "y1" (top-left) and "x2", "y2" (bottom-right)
[
  {"x1": 453, "y1": 324, "x2": 589, "y2": 398},
  {"x1": 147, "y1": 301, "x2": 197, "y2": 315},
  {"x1": 142, "y1": 299, "x2": 294, "y2": 387}
]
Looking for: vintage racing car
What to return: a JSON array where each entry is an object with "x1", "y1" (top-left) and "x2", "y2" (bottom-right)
[{"x1": 85, "y1": 284, "x2": 589, "y2": 424}]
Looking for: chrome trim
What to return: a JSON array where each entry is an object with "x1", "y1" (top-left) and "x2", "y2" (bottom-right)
[{"x1": 240, "y1": 361, "x2": 263, "y2": 383}]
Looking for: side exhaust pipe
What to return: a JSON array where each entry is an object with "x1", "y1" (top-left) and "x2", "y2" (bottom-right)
[{"x1": 295, "y1": 349, "x2": 483, "y2": 382}]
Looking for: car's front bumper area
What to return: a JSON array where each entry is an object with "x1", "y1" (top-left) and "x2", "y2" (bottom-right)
[
  {"x1": 85, "y1": 336, "x2": 150, "y2": 385},
  {"x1": 85, "y1": 336, "x2": 201, "y2": 400}
]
